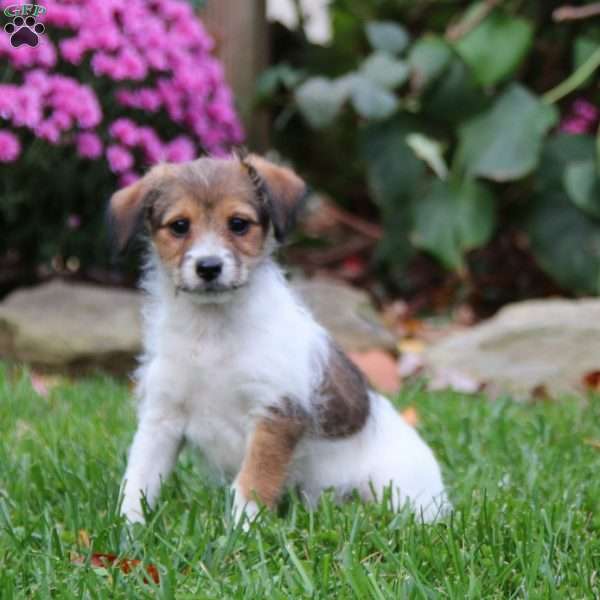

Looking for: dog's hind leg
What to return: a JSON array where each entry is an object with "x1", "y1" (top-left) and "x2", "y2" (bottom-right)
[
  {"x1": 232, "y1": 412, "x2": 305, "y2": 525},
  {"x1": 121, "y1": 416, "x2": 184, "y2": 523}
]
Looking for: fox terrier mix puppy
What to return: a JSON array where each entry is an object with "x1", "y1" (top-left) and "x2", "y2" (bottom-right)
[{"x1": 109, "y1": 153, "x2": 449, "y2": 525}]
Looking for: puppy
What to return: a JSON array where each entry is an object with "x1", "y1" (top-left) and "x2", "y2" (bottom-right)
[{"x1": 110, "y1": 154, "x2": 449, "y2": 525}]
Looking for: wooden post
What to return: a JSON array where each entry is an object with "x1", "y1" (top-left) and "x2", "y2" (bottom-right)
[{"x1": 200, "y1": 0, "x2": 270, "y2": 150}]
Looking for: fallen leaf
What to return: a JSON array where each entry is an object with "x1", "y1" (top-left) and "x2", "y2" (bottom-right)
[
  {"x1": 397, "y1": 338, "x2": 425, "y2": 354},
  {"x1": 530, "y1": 384, "x2": 550, "y2": 401},
  {"x1": 71, "y1": 553, "x2": 160, "y2": 584},
  {"x1": 428, "y1": 368, "x2": 481, "y2": 394},
  {"x1": 78, "y1": 529, "x2": 91, "y2": 548},
  {"x1": 400, "y1": 406, "x2": 420, "y2": 427},
  {"x1": 584, "y1": 439, "x2": 600, "y2": 450},
  {"x1": 397, "y1": 351, "x2": 424, "y2": 378},
  {"x1": 348, "y1": 349, "x2": 400, "y2": 394},
  {"x1": 30, "y1": 372, "x2": 64, "y2": 397},
  {"x1": 340, "y1": 255, "x2": 367, "y2": 279},
  {"x1": 583, "y1": 370, "x2": 600, "y2": 391}
]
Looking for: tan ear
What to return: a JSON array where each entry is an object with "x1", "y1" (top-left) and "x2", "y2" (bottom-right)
[
  {"x1": 244, "y1": 154, "x2": 307, "y2": 242},
  {"x1": 107, "y1": 179, "x2": 147, "y2": 252}
]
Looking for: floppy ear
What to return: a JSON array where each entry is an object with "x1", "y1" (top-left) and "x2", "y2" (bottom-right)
[
  {"x1": 107, "y1": 179, "x2": 147, "y2": 253},
  {"x1": 244, "y1": 154, "x2": 308, "y2": 242}
]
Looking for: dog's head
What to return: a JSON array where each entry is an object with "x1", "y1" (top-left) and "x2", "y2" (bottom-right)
[{"x1": 108, "y1": 154, "x2": 306, "y2": 303}]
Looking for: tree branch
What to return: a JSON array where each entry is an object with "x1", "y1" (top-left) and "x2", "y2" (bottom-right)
[
  {"x1": 446, "y1": 0, "x2": 501, "y2": 41},
  {"x1": 553, "y1": 3, "x2": 600, "y2": 22}
]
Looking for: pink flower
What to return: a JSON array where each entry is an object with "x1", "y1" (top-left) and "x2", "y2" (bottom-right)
[
  {"x1": 107, "y1": 145, "x2": 134, "y2": 173},
  {"x1": 46, "y1": 5, "x2": 83, "y2": 29},
  {"x1": 109, "y1": 118, "x2": 139, "y2": 146},
  {"x1": 67, "y1": 214, "x2": 82, "y2": 229},
  {"x1": 60, "y1": 39, "x2": 86, "y2": 65},
  {"x1": 0, "y1": 0, "x2": 244, "y2": 161},
  {"x1": 0, "y1": 130, "x2": 20, "y2": 162},
  {"x1": 76, "y1": 132, "x2": 103, "y2": 159},
  {"x1": 35, "y1": 120, "x2": 61, "y2": 144},
  {"x1": 137, "y1": 89, "x2": 162, "y2": 112},
  {"x1": 560, "y1": 99, "x2": 599, "y2": 135},
  {"x1": 138, "y1": 127, "x2": 165, "y2": 163},
  {"x1": 573, "y1": 99, "x2": 599, "y2": 122},
  {"x1": 166, "y1": 136, "x2": 196, "y2": 162},
  {"x1": 52, "y1": 111, "x2": 73, "y2": 130},
  {"x1": 560, "y1": 117, "x2": 589, "y2": 135},
  {"x1": 119, "y1": 171, "x2": 140, "y2": 187}
]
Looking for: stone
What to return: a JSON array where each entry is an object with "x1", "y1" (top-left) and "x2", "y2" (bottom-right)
[
  {"x1": 423, "y1": 298, "x2": 600, "y2": 400},
  {"x1": 0, "y1": 280, "x2": 141, "y2": 374},
  {"x1": 0, "y1": 277, "x2": 396, "y2": 375},
  {"x1": 291, "y1": 278, "x2": 396, "y2": 353}
]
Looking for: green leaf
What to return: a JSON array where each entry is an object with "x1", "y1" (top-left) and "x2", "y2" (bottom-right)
[
  {"x1": 574, "y1": 28, "x2": 600, "y2": 70},
  {"x1": 360, "y1": 115, "x2": 426, "y2": 268},
  {"x1": 525, "y1": 189, "x2": 600, "y2": 294},
  {"x1": 535, "y1": 133, "x2": 597, "y2": 192},
  {"x1": 564, "y1": 161, "x2": 600, "y2": 219},
  {"x1": 420, "y1": 57, "x2": 487, "y2": 124},
  {"x1": 408, "y1": 35, "x2": 452, "y2": 92},
  {"x1": 365, "y1": 21, "x2": 409, "y2": 55},
  {"x1": 294, "y1": 76, "x2": 351, "y2": 129},
  {"x1": 525, "y1": 134, "x2": 600, "y2": 294},
  {"x1": 360, "y1": 115, "x2": 425, "y2": 207},
  {"x1": 350, "y1": 75, "x2": 398, "y2": 120},
  {"x1": 360, "y1": 52, "x2": 410, "y2": 89},
  {"x1": 412, "y1": 178, "x2": 496, "y2": 269},
  {"x1": 457, "y1": 84, "x2": 558, "y2": 181},
  {"x1": 454, "y1": 7, "x2": 533, "y2": 87},
  {"x1": 256, "y1": 64, "x2": 303, "y2": 100},
  {"x1": 405, "y1": 133, "x2": 448, "y2": 179}
]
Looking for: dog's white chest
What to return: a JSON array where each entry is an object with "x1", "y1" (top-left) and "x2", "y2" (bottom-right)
[
  {"x1": 137, "y1": 262, "x2": 329, "y2": 476},
  {"x1": 174, "y1": 337, "x2": 260, "y2": 475}
]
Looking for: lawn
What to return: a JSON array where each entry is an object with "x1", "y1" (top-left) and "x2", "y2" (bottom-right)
[{"x1": 1, "y1": 363, "x2": 600, "y2": 598}]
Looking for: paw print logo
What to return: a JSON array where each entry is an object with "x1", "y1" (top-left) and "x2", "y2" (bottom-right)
[{"x1": 4, "y1": 15, "x2": 45, "y2": 47}]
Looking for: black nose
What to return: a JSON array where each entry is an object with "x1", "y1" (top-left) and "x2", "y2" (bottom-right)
[{"x1": 195, "y1": 256, "x2": 223, "y2": 282}]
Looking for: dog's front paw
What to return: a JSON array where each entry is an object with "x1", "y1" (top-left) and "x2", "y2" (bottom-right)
[
  {"x1": 231, "y1": 482, "x2": 260, "y2": 530},
  {"x1": 121, "y1": 496, "x2": 146, "y2": 525}
]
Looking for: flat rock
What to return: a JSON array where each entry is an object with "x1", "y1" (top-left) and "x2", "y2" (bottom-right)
[
  {"x1": 424, "y1": 298, "x2": 600, "y2": 400},
  {"x1": 0, "y1": 277, "x2": 395, "y2": 374},
  {"x1": 291, "y1": 278, "x2": 396, "y2": 352},
  {"x1": 0, "y1": 280, "x2": 141, "y2": 374}
]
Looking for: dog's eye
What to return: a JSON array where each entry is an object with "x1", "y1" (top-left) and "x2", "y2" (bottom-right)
[
  {"x1": 168, "y1": 219, "x2": 190, "y2": 237},
  {"x1": 228, "y1": 217, "x2": 250, "y2": 236}
]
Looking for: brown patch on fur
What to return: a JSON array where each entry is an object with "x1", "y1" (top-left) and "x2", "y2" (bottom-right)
[
  {"x1": 109, "y1": 179, "x2": 147, "y2": 251},
  {"x1": 244, "y1": 154, "x2": 307, "y2": 241},
  {"x1": 317, "y1": 341, "x2": 371, "y2": 438},
  {"x1": 237, "y1": 413, "x2": 306, "y2": 508},
  {"x1": 151, "y1": 194, "x2": 202, "y2": 270},
  {"x1": 214, "y1": 196, "x2": 267, "y2": 258},
  {"x1": 109, "y1": 156, "x2": 306, "y2": 256},
  {"x1": 108, "y1": 164, "x2": 177, "y2": 251}
]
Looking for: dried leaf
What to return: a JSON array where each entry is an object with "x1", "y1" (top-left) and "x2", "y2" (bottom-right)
[
  {"x1": 348, "y1": 349, "x2": 400, "y2": 394},
  {"x1": 397, "y1": 351, "x2": 424, "y2": 378},
  {"x1": 30, "y1": 372, "x2": 64, "y2": 397},
  {"x1": 78, "y1": 529, "x2": 91, "y2": 548},
  {"x1": 582, "y1": 370, "x2": 600, "y2": 391},
  {"x1": 584, "y1": 439, "x2": 600, "y2": 450},
  {"x1": 428, "y1": 368, "x2": 481, "y2": 394},
  {"x1": 71, "y1": 553, "x2": 160, "y2": 584},
  {"x1": 400, "y1": 406, "x2": 420, "y2": 427},
  {"x1": 397, "y1": 338, "x2": 425, "y2": 354}
]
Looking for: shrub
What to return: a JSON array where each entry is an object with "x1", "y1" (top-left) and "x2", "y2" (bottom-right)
[
  {"x1": 0, "y1": 0, "x2": 243, "y2": 285},
  {"x1": 261, "y1": 1, "x2": 600, "y2": 300}
]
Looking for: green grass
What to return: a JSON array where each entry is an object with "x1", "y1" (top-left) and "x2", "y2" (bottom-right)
[{"x1": 2, "y1": 362, "x2": 600, "y2": 598}]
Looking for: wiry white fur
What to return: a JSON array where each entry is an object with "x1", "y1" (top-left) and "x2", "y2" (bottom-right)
[{"x1": 121, "y1": 256, "x2": 449, "y2": 525}]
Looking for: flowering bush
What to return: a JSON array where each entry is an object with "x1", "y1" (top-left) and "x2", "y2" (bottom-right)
[{"x1": 0, "y1": 0, "x2": 243, "y2": 284}]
